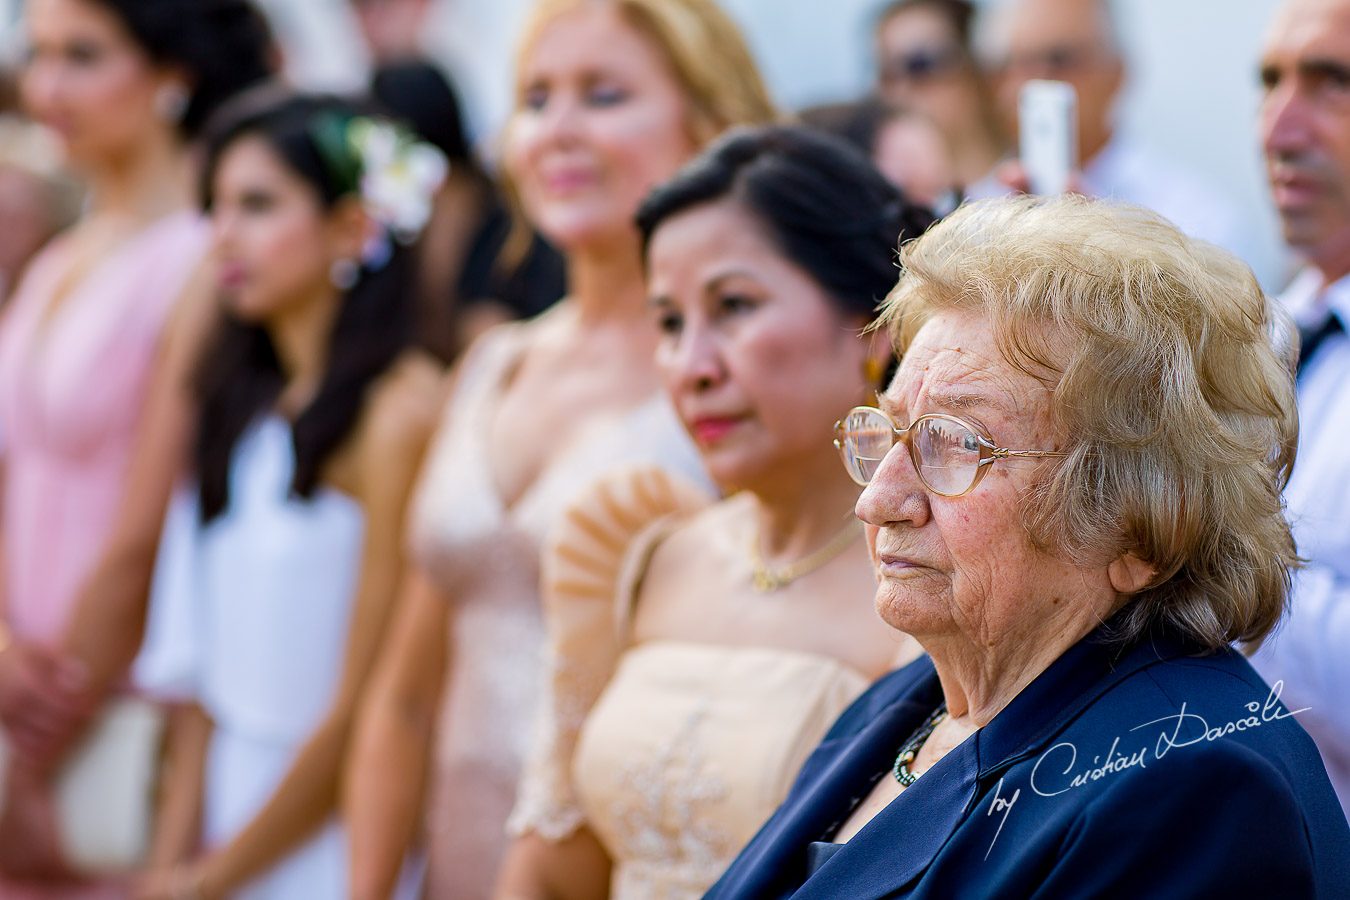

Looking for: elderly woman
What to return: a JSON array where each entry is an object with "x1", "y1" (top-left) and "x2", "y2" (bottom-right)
[{"x1": 704, "y1": 195, "x2": 1350, "y2": 899}]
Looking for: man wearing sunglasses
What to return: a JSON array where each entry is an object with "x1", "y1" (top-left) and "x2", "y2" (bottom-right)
[
  {"x1": 872, "y1": 0, "x2": 1006, "y2": 192},
  {"x1": 972, "y1": 0, "x2": 1251, "y2": 267}
]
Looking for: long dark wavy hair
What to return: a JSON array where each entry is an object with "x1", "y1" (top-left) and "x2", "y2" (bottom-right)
[{"x1": 194, "y1": 91, "x2": 416, "y2": 523}]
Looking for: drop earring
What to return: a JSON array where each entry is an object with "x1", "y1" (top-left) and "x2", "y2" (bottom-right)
[
  {"x1": 863, "y1": 356, "x2": 885, "y2": 386},
  {"x1": 154, "y1": 82, "x2": 190, "y2": 124},
  {"x1": 329, "y1": 258, "x2": 360, "y2": 291}
]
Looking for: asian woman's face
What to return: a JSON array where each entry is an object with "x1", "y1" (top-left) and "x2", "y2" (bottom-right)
[{"x1": 648, "y1": 197, "x2": 877, "y2": 491}]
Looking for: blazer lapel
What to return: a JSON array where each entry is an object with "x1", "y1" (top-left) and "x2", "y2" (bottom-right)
[
  {"x1": 974, "y1": 626, "x2": 1202, "y2": 780},
  {"x1": 708, "y1": 663, "x2": 943, "y2": 900},
  {"x1": 790, "y1": 625, "x2": 1205, "y2": 900},
  {"x1": 793, "y1": 737, "x2": 979, "y2": 900}
]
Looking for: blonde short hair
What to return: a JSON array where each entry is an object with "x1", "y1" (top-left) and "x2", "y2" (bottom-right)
[
  {"x1": 878, "y1": 195, "x2": 1299, "y2": 651},
  {"x1": 513, "y1": 0, "x2": 777, "y2": 144}
]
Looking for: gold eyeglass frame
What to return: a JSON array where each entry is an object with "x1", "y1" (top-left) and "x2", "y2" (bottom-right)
[{"x1": 832, "y1": 406, "x2": 1071, "y2": 497}]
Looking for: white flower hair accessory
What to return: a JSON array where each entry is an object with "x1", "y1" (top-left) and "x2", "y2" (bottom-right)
[
  {"x1": 347, "y1": 117, "x2": 448, "y2": 243},
  {"x1": 310, "y1": 112, "x2": 448, "y2": 248}
]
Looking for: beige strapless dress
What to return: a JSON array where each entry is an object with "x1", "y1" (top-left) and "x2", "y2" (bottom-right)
[
  {"x1": 509, "y1": 468, "x2": 872, "y2": 900},
  {"x1": 408, "y1": 325, "x2": 709, "y2": 899}
]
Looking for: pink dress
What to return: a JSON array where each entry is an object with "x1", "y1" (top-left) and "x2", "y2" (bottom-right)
[
  {"x1": 0, "y1": 211, "x2": 210, "y2": 898},
  {"x1": 408, "y1": 322, "x2": 710, "y2": 899}
]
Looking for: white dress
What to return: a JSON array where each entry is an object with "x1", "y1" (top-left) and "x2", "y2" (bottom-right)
[{"x1": 135, "y1": 416, "x2": 365, "y2": 899}]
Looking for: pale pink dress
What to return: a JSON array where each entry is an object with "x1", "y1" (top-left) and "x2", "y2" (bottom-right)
[
  {"x1": 0, "y1": 211, "x2": 209, "y2": 898},
  {"x1": 408, "y1": 322, "x2": 710, "y2": 899}
]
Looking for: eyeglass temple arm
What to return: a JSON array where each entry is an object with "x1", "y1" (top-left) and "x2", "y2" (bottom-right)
[{"x1": 990, "y1": 449, "x2": 1071, "y2": 459}]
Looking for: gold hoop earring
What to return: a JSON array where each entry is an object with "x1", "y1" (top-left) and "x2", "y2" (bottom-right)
[{"x1": 863, "y1": 357, "x2": 885, "y2": 386}]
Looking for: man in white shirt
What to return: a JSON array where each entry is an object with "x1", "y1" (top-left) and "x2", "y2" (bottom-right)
[
  {"x1": 972, "y1": 0, "x2": 1254, "y2": 265},
  {"x1": 1250, "y1": 0, "x2": 1350, "y2": 822}
]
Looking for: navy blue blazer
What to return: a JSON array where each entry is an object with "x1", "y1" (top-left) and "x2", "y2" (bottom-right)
[{"x1": 704, "y1": 622, "x2": 1350, "y2": 899}]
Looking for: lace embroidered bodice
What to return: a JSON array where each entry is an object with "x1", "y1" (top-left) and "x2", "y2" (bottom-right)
[{"x1": 509, "y1": 469, "x2": 872, "y2": 900}]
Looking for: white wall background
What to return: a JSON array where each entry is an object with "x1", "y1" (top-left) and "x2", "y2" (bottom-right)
[{"x1": 0, "y1": 0, "x2": 1293, "y2": 286}]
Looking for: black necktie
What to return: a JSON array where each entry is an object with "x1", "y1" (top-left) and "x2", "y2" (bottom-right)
[{"x1": 1297, "y1": 311, "x2": 1344, "y2": 379}]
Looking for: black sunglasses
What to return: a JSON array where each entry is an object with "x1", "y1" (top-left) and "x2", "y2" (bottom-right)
[{"x1": 881, "y1": 47, "x2": 966, "y2": 83}]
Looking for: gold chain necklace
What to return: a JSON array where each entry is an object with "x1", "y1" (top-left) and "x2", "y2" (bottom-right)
[{"x1": 750, "y1": 517, "x2": 863, "y2": 592}]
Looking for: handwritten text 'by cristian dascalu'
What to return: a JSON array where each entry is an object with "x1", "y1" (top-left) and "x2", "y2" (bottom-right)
[{"x1": 981, "y1": 680, "x2": 1309, "y2": 860}]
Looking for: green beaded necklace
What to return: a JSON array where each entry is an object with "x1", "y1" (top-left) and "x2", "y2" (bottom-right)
[{"x1": 892, "y1": 702, "x2": 948, "y2": 786}]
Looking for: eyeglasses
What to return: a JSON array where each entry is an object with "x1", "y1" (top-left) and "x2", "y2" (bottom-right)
[
  {"x1": 833, "y1": 406, "x2": 1070, "y2": 496},
  {"x1": 880, "y1": 47, "x2": 965, "y2": 85}
]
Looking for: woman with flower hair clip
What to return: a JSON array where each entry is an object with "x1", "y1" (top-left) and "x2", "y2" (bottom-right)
[{"x1": 129, "y1": 91, "x2": 444, "y2": 900}]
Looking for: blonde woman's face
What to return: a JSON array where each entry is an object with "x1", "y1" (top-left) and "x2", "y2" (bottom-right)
[{"x1": 505, "y1": 6, "x2": 698, "y2": 253}]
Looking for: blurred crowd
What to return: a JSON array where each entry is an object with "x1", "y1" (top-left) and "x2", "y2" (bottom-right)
[{"x1": 0, "y1": 0, "x2": 1346, "y2": 898}]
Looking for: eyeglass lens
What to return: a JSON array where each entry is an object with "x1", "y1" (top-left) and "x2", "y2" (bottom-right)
[{"x1": 838, "y1": 409, "x2": 983, "y2": 494}]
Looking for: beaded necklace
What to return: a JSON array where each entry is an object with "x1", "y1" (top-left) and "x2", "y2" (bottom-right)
[{"x1": 892, "y1": 702, "x2": 948, "y2": 785}]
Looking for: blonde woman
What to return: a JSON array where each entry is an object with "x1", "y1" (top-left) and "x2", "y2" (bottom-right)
[
  {"x1": 343, "y1": 2, "x2": 775, "y2": 898},
  {"x1": 495, "y1": 125, "x2": 932, "y2": 900}
]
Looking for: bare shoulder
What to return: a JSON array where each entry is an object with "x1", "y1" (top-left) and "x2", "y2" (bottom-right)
[
  {"x1": 503, "y1": 298, "x2": 577, "y2": 357},
  {"x1": 355, "y1": 351, "x2": 446, "y2": 477},
  {"x1": 446, "y1": 309, "x2": 560, "y2": 388},
  {"x1": 161, "y1": 256, "x2": 224, "y2": 357}
]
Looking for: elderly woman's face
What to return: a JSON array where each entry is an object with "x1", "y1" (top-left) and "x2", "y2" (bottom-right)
[{"x1": 857, "y1": 310, "x2": 1101, "y2": 645}]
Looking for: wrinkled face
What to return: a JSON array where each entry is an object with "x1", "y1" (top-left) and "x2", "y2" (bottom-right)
[
  {"x1": 211, "y1": 136, "x2": 358, "y2": 323},
  {"x1": 994, "y1": 0, "x2": 1123, "y2": 163},
  {"x1": 647, "y1": 198, "x2": 875, "y2": 491},
  {"x1": 1260, "y1": 0, "x2": 1350, "y2": 279},
  {"x1": 22, "y1": 0, "x2": 177, "y2": 167},
  {"x1": 856, "y1": 310, "x2": 1087, "y2": 645},
  {"x1": 505, "y1": 6, "x2": 697, "y2": 253},
  {"x1": 876, "y1": 5, "x2": 984, "y2": 145}
]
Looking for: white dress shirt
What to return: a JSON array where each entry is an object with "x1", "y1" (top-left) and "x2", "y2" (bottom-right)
[{"x1": 1251, "y1": 267, "x2": 1350, "y2": 822}]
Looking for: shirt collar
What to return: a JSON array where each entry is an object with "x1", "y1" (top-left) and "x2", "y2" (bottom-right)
[{"x1": 1282, "y1": 267, "x2": 1350, "y2": 329}]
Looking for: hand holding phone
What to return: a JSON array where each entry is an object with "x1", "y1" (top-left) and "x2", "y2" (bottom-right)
[{"x1": 1018, "y1": 80, "x2": 1078, "y2": 196}]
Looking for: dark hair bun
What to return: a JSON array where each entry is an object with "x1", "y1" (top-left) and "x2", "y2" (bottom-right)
[
  {"x1": 638, "y1": 124, "x2": 937, "y2": 317},
  {"x1": 98, "y1": 0, "x2": 276, "y2": 138}
]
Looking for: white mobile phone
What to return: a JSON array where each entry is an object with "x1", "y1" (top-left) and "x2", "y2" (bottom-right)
[{"x1": 1018, "y1": 80, "x2": 1078, "y2": 196}]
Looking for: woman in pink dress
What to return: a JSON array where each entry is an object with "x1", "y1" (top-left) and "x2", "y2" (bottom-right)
[
  {"x1": 0, "y1": 0, "x2": 271, "y2": 894},
  {"x1": 342, "y1": 2, "x2": 776, "y2": 898}
]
